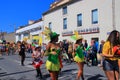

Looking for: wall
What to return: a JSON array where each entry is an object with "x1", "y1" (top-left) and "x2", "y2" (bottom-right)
[
  {"x1": 115, "y1": 0, "x2": 120, "y2": 32},
  {"x1": 4, "y1": 32, "x2": 15, "y2": 42},
  {"x1": 43, "y1": 0, "x2": 115, "y2": 44}
]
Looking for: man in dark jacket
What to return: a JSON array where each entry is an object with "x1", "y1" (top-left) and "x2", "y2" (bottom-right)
[{"x1": 19, "y1": 41, "x2": 26, "y2": 66}]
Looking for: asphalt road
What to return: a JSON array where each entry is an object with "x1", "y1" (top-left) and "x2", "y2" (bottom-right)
[{"x1": 0, "y1": 53, "x2": 107, "y2": 80}]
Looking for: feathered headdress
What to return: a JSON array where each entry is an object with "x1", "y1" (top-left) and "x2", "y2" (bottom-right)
[
  {"x1": 71, "y1": 30, "x2": 83, "y2": 40},
  {"x1": 42, "y1": 27, "x2": 59, "y2": 40},
  {"x1": 42, "y1": 27, "x2": 52, "y2": 40}
]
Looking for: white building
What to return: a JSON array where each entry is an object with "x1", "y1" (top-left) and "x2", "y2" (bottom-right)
[
  {"x1": 16, "y1": 19, "x2": 43, "y2": 44},
  {"x1": 43, "y1": 0, "x2": 120, "y2": 44}
]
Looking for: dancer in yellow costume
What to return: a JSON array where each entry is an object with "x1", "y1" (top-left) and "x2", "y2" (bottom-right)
[
  {"x1": 72, "y1": 31, "x2": 85, "y2": 80},
  {"x1": 42, "y1": 27, "x2": 61, "y2": 80}
]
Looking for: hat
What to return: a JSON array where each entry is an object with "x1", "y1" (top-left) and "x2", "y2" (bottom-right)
[
  {"x1": 77, "y1": 36, "x2": 83, "y2": 40},
  {"x1": 50, "y1": 32, "x2": 59, "y2": 39},
  {"x1": 71, "y1": 30, "x2": 83, "y2": 40},
  {"x1": 71, "y1": 35, "x2": 83, "y2": 40}
]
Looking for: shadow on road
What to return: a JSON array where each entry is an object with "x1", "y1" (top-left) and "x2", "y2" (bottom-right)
[
  {"x1": 0, "y1": 69, "x2": 35, "y2": 77},
  {"x1": 87, "y1": 74, "x2": 105, "y2": 80},
  {"x1": 26, "y1": 56, "x2": 32, "y2": 58},
  {"x1": 62, "y1": 69, "x2": 77, "y2": 72},
  {"x1": 44, "y1": 73, "x2": 50, "y2": 79},
  {"x1": 0, "y1": 57, "x2": 4, "y2": 60}
]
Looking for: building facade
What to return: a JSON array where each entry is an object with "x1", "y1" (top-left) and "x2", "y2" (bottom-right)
[
  {"x1": 43, "y1": 0, "x2": 120, "y2": 44},
  {"x1": 4, "y1": 32, "x2": 15, "y2": 42},
  {"x1": 16, "y1": 20, "x2": 43, "y2": 44}
]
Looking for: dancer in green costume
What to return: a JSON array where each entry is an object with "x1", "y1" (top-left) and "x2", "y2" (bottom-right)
[
  {"x1": 42, "y1": 27, "x2": 61, "y2": 80},
  {"x1": 74, "y1": 46, "x2": 84, "y2": 63},
  {"x1": 72, "y1": 31, "x2": 85, "y2": 80}
]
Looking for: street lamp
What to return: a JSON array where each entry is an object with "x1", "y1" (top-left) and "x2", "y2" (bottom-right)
[{"x1": 0, "y1": 30, "x2": 4, "y2": 40}]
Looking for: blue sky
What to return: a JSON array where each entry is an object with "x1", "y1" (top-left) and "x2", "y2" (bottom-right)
[{"x1": 0, "y1": 0, "x2": 54, "y2": 33}]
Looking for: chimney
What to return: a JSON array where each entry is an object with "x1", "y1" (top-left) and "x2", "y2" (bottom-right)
[{"x1": 28, "y1": 20, "x2": 35, "y2": 25}]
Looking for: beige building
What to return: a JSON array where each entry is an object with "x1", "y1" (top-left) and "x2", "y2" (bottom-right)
[
  {"x1": 43, "y1": 0, "x2": 120, "y2": 44},
  {"x1": 3, "y1": 32, "x2": 15, "y2": 42}
]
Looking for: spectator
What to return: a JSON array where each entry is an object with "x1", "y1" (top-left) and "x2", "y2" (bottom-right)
[
  {"x1": 102, "y1": 30, "x2": 120, "y2": 80},
  {"x1": 17, "y1": 41, "x2": 26, "y2": 66},
  {"x1": 90, "y1": 40, "x2": 98, "y2": 66},
  {"x1": 98, "y1": 40, "x2": 105, "y2": 66}
]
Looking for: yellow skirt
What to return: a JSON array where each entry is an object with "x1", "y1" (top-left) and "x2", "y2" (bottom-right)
[
  {"x1": 74, "y1": 56, "x2": 84, "y2": 63},
  {"x1": 46, "y1": 60, "x2": 60, "y2": 71}
]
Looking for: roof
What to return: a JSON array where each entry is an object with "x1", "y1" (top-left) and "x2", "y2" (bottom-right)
[
  {"x1": 17, "y1": 18, "x2": 43, "y2": 30},
  {"x1": 43, "y1": 0, "x2": 82, "y2": 16}
]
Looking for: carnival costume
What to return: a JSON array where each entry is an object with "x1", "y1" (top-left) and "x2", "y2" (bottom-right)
[
  {"x1": 74, "y1": 46, "x2": 84, "y2": 63},
  {"x1": 32, "y1": 51, "x2": 43, "y2": 68},
  {"x1": 42, "y1": 27, "x2": 61, "y2": 71},
  {"x1": 46, "y1": 48, "x2": 60, "y2": 71},
  {"x1": 71, "y1": 30, "x2": 85, "y2": 63}
]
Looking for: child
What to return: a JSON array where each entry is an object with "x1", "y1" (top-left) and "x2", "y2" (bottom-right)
[{"x1": 32, "y1": 47, "x2": 43, "y2": 79}]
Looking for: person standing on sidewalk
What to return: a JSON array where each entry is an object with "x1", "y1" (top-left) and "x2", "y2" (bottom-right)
[{"x1": 98, "y1": 40, "x2": 105, "y2": 67}]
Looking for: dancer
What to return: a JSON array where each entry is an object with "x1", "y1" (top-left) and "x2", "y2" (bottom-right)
[
  {"x1": 32, "y1": 47, "x2": 43, "y2": 79},
  {"x1": 72, "y1": 31, "x2": 85, "y2": 80},
  {"x1": 43, "y1": 27, "x2": 61, "y2": 80}
]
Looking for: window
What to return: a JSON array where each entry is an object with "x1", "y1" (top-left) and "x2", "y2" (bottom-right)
[
  {"x1": 24, "y1": 33, "x2": 29, "y2": 37},
  {"x1": 63, "y1": 6, "x2": 67, "y2": 14},
  {"x1": 92, "y1": 9, "x2": 98, "y2": 24},
  {"x1": 63, "y1": 18, "x2": 67, "y2": 29},
  {"x1": 77, "y1": 14, "x2": 82, "y2": 26},
  {"x1": 49, "y1": 22, "x2": 52, "y2": 30}
]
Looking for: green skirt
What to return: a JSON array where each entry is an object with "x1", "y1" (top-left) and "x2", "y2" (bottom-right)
[
  {"x1": 46, "y1": 60, "x2": 60, "y2": 71},
  {"x1": 74, "y1": 56, "x2": 84, "y2": 63}
]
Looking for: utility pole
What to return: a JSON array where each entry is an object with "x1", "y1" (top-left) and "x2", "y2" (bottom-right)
[
  {"x1": 1, "y1": 30, "x2": 4, "y2": 40},
  {"x1": 0, "y1": 30, "x2": 2, "y2": 40},
  {"x1": 14, "y1": 24, "x2": 16, "y2": 32}
]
